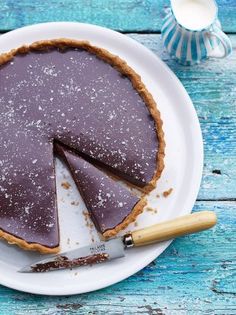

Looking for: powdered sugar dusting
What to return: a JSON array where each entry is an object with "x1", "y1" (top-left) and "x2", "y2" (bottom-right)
[{"x1": 0, "y1": 47, "x2": 158, "y2": 245}]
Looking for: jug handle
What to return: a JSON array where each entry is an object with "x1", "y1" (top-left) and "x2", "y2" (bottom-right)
[{"x1": 207, "y1": 26, "x2": 232, "y2": 58}]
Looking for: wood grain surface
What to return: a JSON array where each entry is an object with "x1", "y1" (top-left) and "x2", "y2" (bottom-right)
[
  {"x1": 0, "y1": 0, "x2": 235, "y2": 314},
  {"x1": 0, "y1": 0, "x2": 235, "y2": 33}
]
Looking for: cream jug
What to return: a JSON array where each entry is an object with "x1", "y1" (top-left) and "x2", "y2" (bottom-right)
[{"x1": 161, "y1": 0, "x2": 232, "y2": 65}]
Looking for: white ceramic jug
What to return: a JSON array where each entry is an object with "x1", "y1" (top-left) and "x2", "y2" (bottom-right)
[{"x1": 161, "y1": 0, "x2": 232, "y2": 65}]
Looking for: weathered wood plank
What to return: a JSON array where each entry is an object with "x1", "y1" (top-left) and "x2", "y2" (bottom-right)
[
  {"x1": 0, "y1": 0, "x2": 235, "y2": 33},
  {"x1": 129, "y1": 33, "x2": 236, "y2": 200},
  {"x1": 0, "y1": 202, "x2": 235, "y2": 314}
]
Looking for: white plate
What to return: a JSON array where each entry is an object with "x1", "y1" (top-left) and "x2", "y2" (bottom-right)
[{"x1": 0, "y1": 22, "x2": 203, "y2": 295}]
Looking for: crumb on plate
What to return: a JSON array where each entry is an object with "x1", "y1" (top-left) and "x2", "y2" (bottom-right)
[
  {"x1": 162, "y1": 188, "x2": 173, "y2": 198},
  {"x1": 61, "y1": 181, "x2": 71, "y2": 190}
]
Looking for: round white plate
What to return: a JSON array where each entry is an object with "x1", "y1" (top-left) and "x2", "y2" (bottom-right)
[{"x1": 0, "y1": 22, "x2": 203, "y2": 295}]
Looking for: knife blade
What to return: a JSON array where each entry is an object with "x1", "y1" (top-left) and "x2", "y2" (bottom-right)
[
  {"x1": 19, "y1": 237, "x2": 125, "y2": 272},
  {"x1": 19, "y1": 211, "x2": 217, "y2": 273}
]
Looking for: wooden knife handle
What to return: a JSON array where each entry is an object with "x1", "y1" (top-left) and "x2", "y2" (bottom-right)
[{"x1": 131, "y1": 211, "x2": 217, "y2": 247}]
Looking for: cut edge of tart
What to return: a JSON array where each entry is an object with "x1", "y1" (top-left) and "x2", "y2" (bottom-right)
[
  {"x1": 0, "y1": 38, "x2": 165, "y2": 253},
  {"x1": 55, "y1": 143, "x2": 147, "y2": 239}
]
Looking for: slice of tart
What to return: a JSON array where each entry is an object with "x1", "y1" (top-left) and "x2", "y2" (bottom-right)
[
  {"x1": 55, "y1": 143, "x2": 146, "y2": 238},
  {"x1": 0, "y1": 39, "x2": 165, "y2": 253}
]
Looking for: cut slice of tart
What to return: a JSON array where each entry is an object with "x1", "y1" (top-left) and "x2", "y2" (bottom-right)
[{"x1": 55, "y1": 143, "x2": 146, "y2": 238}]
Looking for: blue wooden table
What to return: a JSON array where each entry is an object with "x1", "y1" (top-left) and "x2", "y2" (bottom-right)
[{"x1": 0, "y1": 1, "x2": 235, "y2": 314}]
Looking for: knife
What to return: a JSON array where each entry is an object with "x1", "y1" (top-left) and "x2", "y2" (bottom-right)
[{"x1": 19, "y1": 211, "x2": 217, "y2": 273}]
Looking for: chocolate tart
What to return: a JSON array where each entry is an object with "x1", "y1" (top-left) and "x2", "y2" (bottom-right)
[
  {"x1": 0, "y1": 39, "x2": 165, "y2": 253},
  {"x1": 55, "y1": 143, "x2": 146, "y2": 238}
]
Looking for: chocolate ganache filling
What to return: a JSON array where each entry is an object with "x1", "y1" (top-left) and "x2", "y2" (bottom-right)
[{"x1": 0, "y1": 40, "x2": 164, "y2": 252}]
